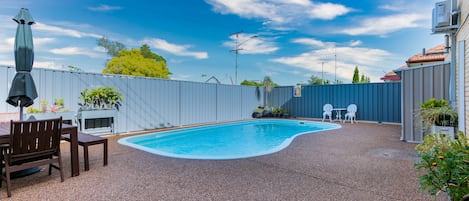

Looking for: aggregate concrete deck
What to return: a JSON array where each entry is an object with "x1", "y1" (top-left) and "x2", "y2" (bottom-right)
[{"x1": 0, "y1": 121, "x2": 434, "y2": 200}]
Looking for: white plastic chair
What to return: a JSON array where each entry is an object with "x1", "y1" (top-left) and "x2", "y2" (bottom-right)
[
  {"x1": 344, "y1": 104, "x2": 357, "y2": 124},
  {"x1": 322, "y1": 104, "x2": 333, "y2": 122}
]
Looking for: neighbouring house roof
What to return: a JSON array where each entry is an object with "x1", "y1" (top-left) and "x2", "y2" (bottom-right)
[
  {"x1": 380, "y1": 71, "x2": 400, "y2": 81},
  {"x1": 380, "y1": 65, "x2": 406, "y2": 81},
  {"x1": 381, "y1": 44, "x2": 446, "y2": 82},
  {"x1": 406, "y1": 44, "x2": 446, "y2": 64}
]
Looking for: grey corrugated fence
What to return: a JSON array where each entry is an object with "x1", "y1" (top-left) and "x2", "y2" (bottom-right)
[
  {"x1": 396, "y1": 63, "x2": 450, "y2": 142},
  {"x1": 268, "y1": 82, "x2": 401, "y2": 123},
  {"x1": 0, "y1": 66, "x2": 261, "y2": 133}
]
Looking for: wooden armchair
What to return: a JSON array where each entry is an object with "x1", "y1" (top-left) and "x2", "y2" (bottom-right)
[{"x1": 0, "y1": 117, "x2": 64, "y2": 197}]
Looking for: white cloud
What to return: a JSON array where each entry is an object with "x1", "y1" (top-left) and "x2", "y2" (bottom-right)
[
  {"x1": 205, "y1": 0, "x2": 351, "y2": 29},
  {"x1": 34, "y1": 37, "x2": 55, "y2": 46},
  {"x1": 143, "y1": 38, "x2": 208, "y2": 59},
  {"x1": 0, "y1": 38, "x2": 14, "y2": 53},
  {"x1": 349, "y1": 40, "x2": 362, "y2": 47},
  {"x1": 292, "y1": 38, "x2": 330, "y2": 48},
  {"x1": 308, "y1": 3, "x2": 351, "y2": 20},
  {"x1": 223, "y1": 33, "x2": 278, "y2": 54},
  {"x1": 206, "y1": 0, "x2": 285, "y2": 23},
  {"x1": 339, "y1": 13, "x2": 424, "y2": 36},
  {"x1": 49, "y1": 47, "x2": 104, "y2": 58},
  {"x1": 35, "y1": 22, "x2": 101, "y2": 38},
  {"x1": 88, "y1": 4, "x2": 123, "y2": 12},
  {"x1": 270, "y1": 39, "x2": 393, "y2": 82}
]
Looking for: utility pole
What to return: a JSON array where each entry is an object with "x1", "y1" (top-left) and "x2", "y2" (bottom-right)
[
  {"x1": 230, "y1": 31, "x2": 243, "y2": 85},
  {"x1": 319, "y1": 62, "x2": 324, "y2": 85},
  {"x1": 230, "y1": 31, "x2": 257, "y2": 85},
  {"x1": 334, "y1": 48, "x2": 337, "y2": 84}
]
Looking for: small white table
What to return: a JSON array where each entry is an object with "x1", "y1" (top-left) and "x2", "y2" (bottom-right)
[{"x1": 332, "y1": 108, "x2": 346, "y2": 121}]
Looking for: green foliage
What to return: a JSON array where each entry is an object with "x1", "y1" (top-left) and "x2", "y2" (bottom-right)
[
  {"x1": 51, "y1": 98, "x2": 68, "y2": 112},
  {"x1": 352, "y1": 66, "x2": 360, "y2": 83},
  {"x1": 415, "y1": 132, "x2": 469, "y2": 200},
  {"x1": 352, "y1": 66, "x2": 370, "y2": 83},
  {"x1": 54, "y1": 98, "x2": 64, "y2": 107},
  {"x1": 308, "y1": 75, "x2": 329, "y2": 85},
  {"x1": 103, "y1": 49, "x2": 170, "y2": 78},
  {"x1": 263, "y1": 76, "x2": 274, "y2": 107},
  {"x1": 360, "y1": 74, "x2": 370, "y2": 83},
  {"x1": 140, "y1": 44, "x2": 166, "y2": 63},
  {"x1": 26, "y1": 106, "x2": 41, "y2": 113},
  {"x1": 97, "y1": 36, "x2": 126, "y2": 57},
  {"x1": 419, "y1": 98, "x2": 457, "y2": 128},
  {"x1": 240, "y1": 80, "x2": 263, "y2": 86},
  {"x1": 26, "y1": 98, "x2": 68, "y2": 113},
  {"x1": 79, "y1": 86, "x2": 123, "y2": 111},
  {"x1": 421, "y1": 98, "x2": 449, "y2": 109}
]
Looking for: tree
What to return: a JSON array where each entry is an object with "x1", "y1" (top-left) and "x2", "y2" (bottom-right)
[
  {"x1": 352, "y1": 66, "x2": 360, "y2": 83},
  {"x1": 139, "y1": 44, "x2": 170, "y2": 75},
  {"x1": 263, "y1": 76, "x2": 275, "y2": 108},
  {"x1": 103, "y1": 49, "x2": 169, "y2": 78},
  {"x1": 97, "y1": 37, "x2": 126, "y2": 57},
  {"x1": 308, "y1": 75, "x2": 329, "y2": 85},
  {"x1": 240, "y1": 80, "x2": 263, "y2": 86},
  {"x1": 360, "y1": 74, "x2": 370, "y2": 83},
  {"x1": 140, "y1": 44, "x2": 166, "y2": 63}
]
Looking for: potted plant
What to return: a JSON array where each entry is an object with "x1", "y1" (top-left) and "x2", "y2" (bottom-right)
[
  {"x1": 418, "y1": 98, "x2": 458, "y2": 138},
  {"x1": 283, "y1": 109, "x2": 290, "y2": 118},
  {"x1": 77, "y1": 86, "x2": 123, "y2": 134},
  {"x1": 24, "y1": 98, "x2": 76, "y2": 125},
  {"x1": 252, "y1": 107, "x2": 264, "y2": 118},
  {"x1": 79, "y1": 86, "x2": 123, "y2": 111}
]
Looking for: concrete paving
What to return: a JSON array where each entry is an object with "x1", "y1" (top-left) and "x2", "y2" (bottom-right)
[{"x1": 0, "y1": 121, "x2": 434, "y2": 200}]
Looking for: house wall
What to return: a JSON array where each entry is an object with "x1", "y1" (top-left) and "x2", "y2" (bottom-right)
[{"x1": 456, "y1": 0, "x2": 469, "y2": 134}]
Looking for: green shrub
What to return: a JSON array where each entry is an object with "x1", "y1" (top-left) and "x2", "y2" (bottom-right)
[{"x1": 415, "y1": 132, "x2": 469, "y2": 200}]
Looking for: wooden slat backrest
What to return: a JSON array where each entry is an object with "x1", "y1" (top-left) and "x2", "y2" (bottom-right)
[{"x1": 9, "y1": 118, "x2": 62, "y2": 163}]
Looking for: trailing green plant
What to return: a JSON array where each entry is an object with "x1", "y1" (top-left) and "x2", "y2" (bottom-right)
[
  {"x1": 79, "y1": 86, "x2": 123, "y2": 111},
  {"x1": 420, "y1": 98, "x2": 449, "y2": 109},
  {"x1": 418, "y1": 98, "x2": 458, "y2": 129},
  {"x1": 414, "y1": 132, "x2": 469, "y2": 200}
]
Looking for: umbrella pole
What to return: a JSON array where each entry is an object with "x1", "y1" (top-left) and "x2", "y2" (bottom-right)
[
  {"x1": 20, "y1": 107, "x2": 23, "y2": 121},
  {"x1": 19, "y1": 100, "x2": 23, "y2": 121}
]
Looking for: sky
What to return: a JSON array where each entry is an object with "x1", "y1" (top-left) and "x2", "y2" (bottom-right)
[{"x1": 0, "y1": 0, "x2": 445, "y2": 86}]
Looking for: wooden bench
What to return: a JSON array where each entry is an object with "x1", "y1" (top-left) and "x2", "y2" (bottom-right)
[{"x1": 62, "y1": 132, "x2": 108, "y2": 171}]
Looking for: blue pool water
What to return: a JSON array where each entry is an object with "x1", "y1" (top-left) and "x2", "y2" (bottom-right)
[{"x1": 118, "y1": 119, "x2": 340, "y2": 160}]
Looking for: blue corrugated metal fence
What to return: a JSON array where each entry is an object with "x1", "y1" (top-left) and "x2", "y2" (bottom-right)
[{"x1": 268, "y1": 83, "x2": 401, "y2": 123}]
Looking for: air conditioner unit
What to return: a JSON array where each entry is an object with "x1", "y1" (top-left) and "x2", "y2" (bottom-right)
[
  {"x1": 433, "y1": 0, "x2": 450, "y2": 28},
  {"x1": 432, "y1": 0, "x2": 459, "y2": 33}
]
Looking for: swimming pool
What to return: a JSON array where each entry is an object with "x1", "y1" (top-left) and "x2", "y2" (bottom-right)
[{"x1": 118, "y1": 119, "x2": 341, "y2": 160}]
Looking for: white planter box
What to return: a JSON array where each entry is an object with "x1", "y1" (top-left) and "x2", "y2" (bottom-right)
[
  {"x1": 77, "y1": 109, "x2": 117, "y2": 135},
  {"x1": 24, "y1": 112, "x2": 76, "y2": 125},
  {"x1": 431, "y1": 125, "x2": 455, "y2": 139}
]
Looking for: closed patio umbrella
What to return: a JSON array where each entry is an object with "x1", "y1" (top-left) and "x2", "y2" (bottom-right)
[{"x1": 6, "y1": 8, "x2": 38, "y2": 120}]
